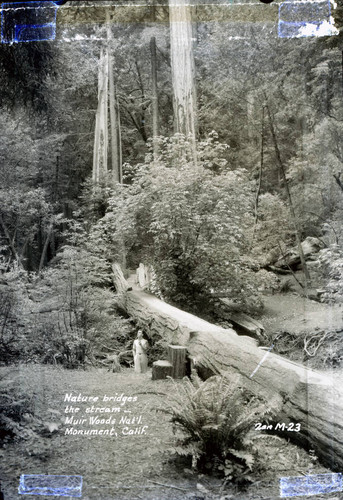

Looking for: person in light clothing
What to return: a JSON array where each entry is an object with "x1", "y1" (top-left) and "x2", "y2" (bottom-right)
[{"x1": 133, "y1": 330, "x2": 148, "y2": 373}]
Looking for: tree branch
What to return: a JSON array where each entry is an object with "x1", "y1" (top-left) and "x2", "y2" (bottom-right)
[
  {"x1": 265, "y1": 99, "x2": 310, "y2": 287},
  {"x1": 0, "y1": 214, "x2": 22, "y2": 267}
]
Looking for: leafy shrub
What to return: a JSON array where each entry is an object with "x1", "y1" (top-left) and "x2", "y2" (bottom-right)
[
  {"x1": 0, "y1": 187, "x2": 54, "y2": 268},
  {"x1": 41, "y1": 329, "x2": 91, "y2": 369},
  {"x1": 90, "y1": 134, "x2": 267, "y2": 313},
  {"x1": 33, "y1": 246, "x2": 133, "y2": 367},
  {"x1": 0, "y1": 385, "x2": 33, "y2": 444},
  {"x1": 0, "y1": 372, "x2": 41, "y2": 444},
  {"x1": 163, "y1": 372, "x2": 280, "y2": 484},
  {"x1": 251, "y1": 193, "x2": 293, "y2": 267},
  {"x1": 0, "y1": 247, "x2": 135, "y2": 368},
  {"x1": 0, "y1": 262, "x2": 33, "y2": 365},
  {"x1": 288, "y1": 118, "x2": 343, "y2": 237},
  {"x1": 0, "y1": 371, "x2": 59, "y2": 460},
  {"x1": 318, "y1": 244, "x2": 343, "y2": 302},
  {"x1": 279, "y1": 279, "x2": 295, "y2": 294},
  {"x1": 254, "y1": 269, "x2": 280, "y2": 294},
  {"x1": 147, "y1": 337, "x2": 170, "y2": 365}
]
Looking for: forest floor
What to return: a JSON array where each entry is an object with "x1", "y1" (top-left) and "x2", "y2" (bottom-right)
[
  {"x1": 261, "y1": 294, "x2": 343, "y2": 338},
  {"x1": 0, "y1": 364, "x2": 341, "y2": 500},
  {"x1": 259, "y1": 292, "x2": 343, "y2": 371}
]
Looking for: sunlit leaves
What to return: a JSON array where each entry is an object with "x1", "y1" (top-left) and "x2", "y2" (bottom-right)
[{"x1": 90, "y1": 134, "x2": 265, "y2": 311}]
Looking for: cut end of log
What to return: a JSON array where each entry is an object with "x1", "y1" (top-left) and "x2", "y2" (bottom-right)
[{"x1": 152, "y1": 360, "x2": 173, "y2": 380}]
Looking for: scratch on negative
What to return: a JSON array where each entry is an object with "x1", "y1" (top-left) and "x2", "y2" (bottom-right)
[{"x1": 249, "y1": 344, "x2": 274, "y2": 379}]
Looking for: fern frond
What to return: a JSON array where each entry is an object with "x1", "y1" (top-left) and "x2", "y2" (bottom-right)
[
  {"x1": 228, "y1": 448, "x2": 255, "y2": 469},
  {"x1": 251, "y1": 433, "x2": 284, "y2": 442},
  {"x1": 167, "y1": 444, "x2": 199, "y2": 457}
]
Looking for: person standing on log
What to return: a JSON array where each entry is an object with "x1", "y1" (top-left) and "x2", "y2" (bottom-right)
[{"x1": 133, "y1": 330, "x2": 148, "y2": 373}]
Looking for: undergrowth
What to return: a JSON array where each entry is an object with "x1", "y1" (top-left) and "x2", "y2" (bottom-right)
[
  {"x1": 0, "y1": 371, "x2": 58, "y2": 460},
  {"x1": 271, "y1": 329, "x2": 343, "y2": 368},
  {"x1": 162, "y1": 372, "x2": 281, "y2": 484}
]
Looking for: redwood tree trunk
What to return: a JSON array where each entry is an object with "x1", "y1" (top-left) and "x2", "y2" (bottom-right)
[
  {"x1": 109, "y1": 56, "x2": 121, "y2": 183},
  {"x1": 150, "y1": 36, "x2": 159, "y2": 160},
  {"x1": 93, "y1": 49, "x2": 109, "y2": 184},
  {"x1": 107, "y1": 11, "x2": 121, "y2": 184},
  {"x1": 169, "y1": 0, "x2": 198, "y2": 159}
]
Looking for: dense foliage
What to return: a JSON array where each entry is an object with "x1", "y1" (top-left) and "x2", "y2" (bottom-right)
[
  {"x1": 163, "y1": 372, "x2": 280, "y2": 483},
  {"x1": 0, "y1": 246, "x2": 135, "y2": 368},
  {"x1": 0, "y1": 1, "x2": 342, "y2": 363},
  {"x1": 88, "y1": 134, "x2": 278, "y2": 312},
  {"x1": 0, "y1": 370, "x2": 56, "y2": 461},
  {"x1": 319, "y1": 244, "x2": 343, "y2": 302}
]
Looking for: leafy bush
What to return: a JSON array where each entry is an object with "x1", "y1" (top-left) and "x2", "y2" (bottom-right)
[
  {"x1": 318, "y1": 244, "x2": 343, "y2": 302},
  {"x1": 35, "y1": 246, "x2": 135, "y2": 368},
  {"x1": 90, "y1": 134, "x2": 267, "y2": 313},
  {"x1": 146, "y1": 337, "x2": 170, "y2": 365},
  {"x1": 0, "y1": 262, "x2": 33, "y2": 364},
  {"x1": 0, "y1": 371, "x2": 59, "y2": 460},
  {"x1": 0, "y1": 247, "x2": 135, "y2": 368},
  {"x1": 251, "y1": 193, "x2": 293, "y2": 267},
  {"x1": 288, "y1": 117, "x2": 343, "y2": 237},
  {"x1": 163, "y1": 372, "x2": 280, "y2": 484},
  {"x1": 279, "y1": 278, "x2": 295, "y2": 294},
  {"x1": 0, "y1": 187, "x2": 54, "y2": 268},
  {"x1": 0, "y1": 379, "x2": 34, "y2": 444},
  {"x1": 0, "y1": 372, "x2": 42, "y2": 443}
]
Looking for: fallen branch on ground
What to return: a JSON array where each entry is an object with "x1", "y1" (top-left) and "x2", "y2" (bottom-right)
[
  {"x1": 147, "y1": 480, "x2": 190, "y2": 491},
  {"x1": 304, "y1": 331, "x2": 329, "y2": 357}
]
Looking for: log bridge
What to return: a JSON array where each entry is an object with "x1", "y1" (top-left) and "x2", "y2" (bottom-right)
[{"x1": 112, "y1": 264, "x2": 343, "y2": 470}]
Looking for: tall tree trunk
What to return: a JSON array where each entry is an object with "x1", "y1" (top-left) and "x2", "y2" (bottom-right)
[
  {"x1": 134, "y1": 59, "x2": 148, "y2": 143},
  {"x1": 117, "y1": 92, "x2": 123, "y2": 183},
  {"x1": 0, "y1": 215, "x2": 22, "y2": 267},
  {"x1": 109, "y1": 56, "x2": 121, "y2": 183},
  {"x1": 101, "y1": 50, "x2": 109, "y2": 181},
  {"x1": 251, "y1": 105, "x2": 265, "y2": 244},
  {"x1": 105, "y1": 10, "x2": 125, "y2": 265},
  {"x1": 265, "y1": 103, "x2": 310, "y2": 285},
  {"x1": 169, "y1": 0, "x2": 198, "y2": 159},
  {"x1": 107, "y1": 11, "x2": 121, "y2": 184},
  {"x1": 38, "y1": 221, "x2": 53, "y2": 274},
  {"x1": 150, "y1": 36, "x2": 159, "y2": 160},
  {"x1": 93, "y1": 49, "x2": 109, "y2": 184}
]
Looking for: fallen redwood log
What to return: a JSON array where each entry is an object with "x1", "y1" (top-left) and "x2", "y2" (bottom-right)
[{"x1": 112, "y1": 264, "x2": 343, "y2": 470}]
